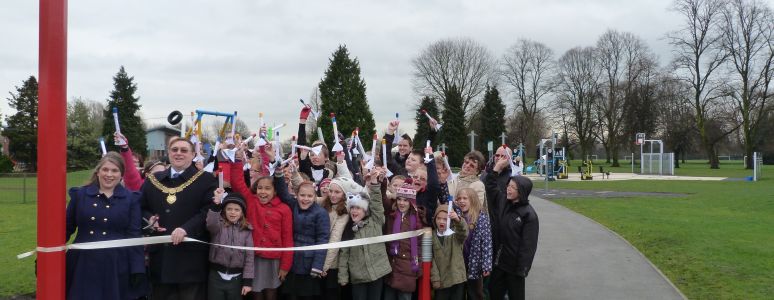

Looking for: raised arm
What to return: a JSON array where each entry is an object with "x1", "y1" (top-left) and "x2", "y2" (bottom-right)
[
  {"x1": 119, "y1": 147, "x2": 143, "y2": 191},
  {"x1": 272, "y1": 171, "x2": 297, "y2": 208}
]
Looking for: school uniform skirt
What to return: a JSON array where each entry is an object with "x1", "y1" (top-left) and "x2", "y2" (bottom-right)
[{"x1": 252, "y1": 257, "x2": 281, "y2": 292}]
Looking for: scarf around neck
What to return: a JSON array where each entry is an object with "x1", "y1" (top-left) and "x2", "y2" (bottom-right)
[{"x1": 391, "y1": 210, "x2": 419, "y2": 272}]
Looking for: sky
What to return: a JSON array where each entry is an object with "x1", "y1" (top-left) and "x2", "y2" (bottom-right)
[{"x1": 1, "y1": 0, "x2": 687, "y2": 140}]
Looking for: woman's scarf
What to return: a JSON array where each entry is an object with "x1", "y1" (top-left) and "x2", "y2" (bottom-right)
[{"x1": 390, "y1": 210, "x2": 419, "y2": 272}]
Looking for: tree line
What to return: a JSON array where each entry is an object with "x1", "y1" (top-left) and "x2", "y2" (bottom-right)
[
  {"x1": 411, "y1": 0, "x2": 774, "y2": 169},
  {"x1": 2, "y1": 66, "x2": 147, "y2": 171}
]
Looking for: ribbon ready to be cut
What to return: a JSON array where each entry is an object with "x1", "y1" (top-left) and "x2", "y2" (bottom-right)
[{"x1": 19, "y1": 228, "x2": 429, "y2": 259}]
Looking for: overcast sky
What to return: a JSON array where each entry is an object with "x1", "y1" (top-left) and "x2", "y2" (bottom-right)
[{"x1": 2, "y1": 0, "x2": 688, "y2": 139}]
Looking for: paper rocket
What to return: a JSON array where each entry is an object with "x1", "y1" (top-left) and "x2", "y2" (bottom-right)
[
  {"x1": 112, "y1": 107, "x2": 126, "y2": 146},
  {"x1": 439, "y1": 195, "x2": 455, "y2": 236},
  {"x1": 392, "y1": 113, "x2": 401, "y2": 144},
  {"x1": 382, "y1": 138, "x2": 393, "y2": 177},
  {"x1": 421, "y1": 109, "x2": 443, "y2": 131},
  {"x1": 297, "y1": 145, "x2": 323, "y2": 156},
  {"x1": 365, "y1": 133, "x2": 377, "y2": 170},
  {"x1": 99, "y1": 137, "x2": 107, "y2": 157},
  {"x1": 331, "y1": 113, "x2": 343, "y2": 152},
  {"x1": 300, "y1": 99, "x2": 319, "y2": 120},
  {"x1": 423, "y1": 140, "x2": 433, "y2": 164}
]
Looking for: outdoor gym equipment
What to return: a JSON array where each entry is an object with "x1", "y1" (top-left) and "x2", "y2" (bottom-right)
[{"x1": 581, "y1": 159, "x2": 593, "y2": 180}]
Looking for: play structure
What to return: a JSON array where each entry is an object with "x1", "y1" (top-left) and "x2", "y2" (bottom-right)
[
  {"x1": 183, "y1": 109, "x2": 238, "y2": 141},
  {"x1": 534, "y1": 132, "x2": 568, "y2": 180},
  {"x1": 636, "y1": 133, "x2": 674, "y2": 176}
]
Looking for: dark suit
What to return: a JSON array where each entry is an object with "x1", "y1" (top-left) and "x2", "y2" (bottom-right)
[{"x1": 140, "y1": 165, "x2": 216, "y2": 299}]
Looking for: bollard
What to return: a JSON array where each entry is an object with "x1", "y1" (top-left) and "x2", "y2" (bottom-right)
[{"x1": 419, "y1": 227, "x2": 432, "y2": 300}]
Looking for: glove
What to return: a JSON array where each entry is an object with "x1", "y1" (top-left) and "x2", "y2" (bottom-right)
[
  {"x1": 300, "y1": 106, "x2": 312, "y2": 121},
  {"x1": 130, "y1": 273, "x2": 146, "y2": 289}
]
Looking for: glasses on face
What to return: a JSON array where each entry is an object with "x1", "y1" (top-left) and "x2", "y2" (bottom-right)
[
  {"x1": 411, "y1": 175, "x2": 427, "y2": 182},
  {"x1": 169, "y1": 147, "x2": 190, "y2": 154},
  {"x1": 494, "y1": 154, "x2": 505, "y2": 158}
]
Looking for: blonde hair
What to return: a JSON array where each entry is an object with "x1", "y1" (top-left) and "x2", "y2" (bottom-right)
[
  {"x1": 87, "y1": 152, "x2": 125, "y2": 186},
  {"x1": 456, "y1": 188, "x2": 482, "y2": 228}
]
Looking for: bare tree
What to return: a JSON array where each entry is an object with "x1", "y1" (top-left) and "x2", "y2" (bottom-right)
[
  {"x1": 555, "y1": 47, "x2": 602, "y2": 159},
  {"x1": 595, "y1": 30, "x2": 657, "y2": 166},
  {"x1": 655, "y1": 74, "x2": 697, "y2": 168},
  {"x1": 721, "y1": 0, "x2": 774, "y2": 169},
  {"x1": 412, "y1": 38, "x2": 496, "y2": 120},
  {"x1": 501, "y1": 39, "x2": 556, "y2": 157},
  {"x1": 667, "y1": 0, "x2": 731, "y2": 169}
]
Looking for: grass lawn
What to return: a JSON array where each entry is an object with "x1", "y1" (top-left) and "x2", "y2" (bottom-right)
[
  {"x1": 555, "y1": 159, "x2": 761, "y2": 178},
  {"x1": 549, "y1": 179, "x2": 774, "y2": 299},
  {"x1": 0, "y1": 170, "x2": 91, "y2": 297}
]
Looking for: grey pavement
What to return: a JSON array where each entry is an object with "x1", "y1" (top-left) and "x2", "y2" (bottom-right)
[{"x1": 525, "y1": 196, "x2": 686, "y2": 300}]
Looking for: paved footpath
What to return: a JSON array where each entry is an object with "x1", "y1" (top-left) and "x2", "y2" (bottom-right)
[{"x1": 525, "y1": 196, "x2": 686, "y2": 300}]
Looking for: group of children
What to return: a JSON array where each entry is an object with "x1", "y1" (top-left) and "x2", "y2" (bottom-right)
[{"x1": 171, "y1": 105, "x2": 534, "y2": 300}]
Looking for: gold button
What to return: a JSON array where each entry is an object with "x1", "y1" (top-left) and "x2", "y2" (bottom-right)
[
  {"x1": 102, "y1": 232, "x2": 107, "y2": 235},
  {"x1": 103, "y1": 218, "x2": 108, "y2": 222},
  {"x1": 89, "y1": 231, "x2": 94, "y2": 234},
  {"x1": 93, "y1": 203, "x2": 97, "y2": 207},
  {"x1": 91, "y1": 217, "x2": 95, "y2": 220},
  {"x1": 106, "y1": 205, "x2": 110, "y2": 208}
]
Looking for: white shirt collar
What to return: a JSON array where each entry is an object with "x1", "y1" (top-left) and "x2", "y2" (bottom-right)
[{"x1": 170, "y1": 168, "x2": 184, "y2": 178}]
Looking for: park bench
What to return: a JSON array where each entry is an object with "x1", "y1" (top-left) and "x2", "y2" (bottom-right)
[{"x1": 599, "y1": 166, "x2": 611, "y2": 179}]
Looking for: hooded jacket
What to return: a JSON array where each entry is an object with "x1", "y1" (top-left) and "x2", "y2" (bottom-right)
[
  {"x1": 430, "y1": 204, "x2": 469, "y2": 289},
  {"x1": 338, "y1": 184, "x2": 392, "y2": 285},
  {"x1": 484, "y1": 173, "x2": 539, "y2": 277}
]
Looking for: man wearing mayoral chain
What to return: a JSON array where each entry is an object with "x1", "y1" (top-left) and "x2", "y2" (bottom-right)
[{"x1": 141, "y1": 136, "x2": 216, "y2": 300}]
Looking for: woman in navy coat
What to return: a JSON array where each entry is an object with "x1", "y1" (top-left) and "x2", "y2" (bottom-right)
[{"x1": 65, "y1": 152, "x2": 145, "y2": 300}]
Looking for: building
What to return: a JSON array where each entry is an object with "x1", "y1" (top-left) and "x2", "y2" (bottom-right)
[{"x1": 146, "y1": 125, "x2": 181, "y2": 161}]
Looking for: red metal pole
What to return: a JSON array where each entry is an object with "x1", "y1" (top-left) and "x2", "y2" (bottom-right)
[
  {"x1": 38, "y1": 0, "x2": 67, "y2": 299},
  {"x1": 418, "y1": 228, "x2": 432, "y2": 300}
]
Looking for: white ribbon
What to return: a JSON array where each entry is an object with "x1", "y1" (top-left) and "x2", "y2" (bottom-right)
[{"x1": 18, "y1": 228, "x2": 428, "y2": 259}]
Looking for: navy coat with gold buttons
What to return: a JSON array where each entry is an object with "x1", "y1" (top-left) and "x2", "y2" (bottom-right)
[{"x1": 65, "y1": 183, "x2": 145, "y2": 300}]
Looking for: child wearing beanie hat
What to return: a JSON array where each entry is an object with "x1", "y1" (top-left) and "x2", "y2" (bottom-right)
[
  {"x1": 338, "y1": 167, "x2": 392, "y2": 299},
  {"x1": 431, "y1": 203, "x2": 468, "y2": 299},
  {"x1": 208, "y1": 189, "x2": 255, "y2": 298},
  {"x1": 384, "y1": 179, "x2": 426, "y2": 299}
]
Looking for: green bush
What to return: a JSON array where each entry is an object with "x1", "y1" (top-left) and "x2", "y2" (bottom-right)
[{"x1": 0, "y1": 154, "x2": 13, "y2": 173}]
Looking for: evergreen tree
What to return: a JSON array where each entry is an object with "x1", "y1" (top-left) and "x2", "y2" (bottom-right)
[
  {"x1": 67, "y1": 98, "x2": 104, "y2": 170},
  {"x1": 439, "y1": 86, "x2": 467, "y2": 166},
  {"x1": 413, "y1": 96, "x2": 439, "y2": 150},
  {"x1": 317, "y1": 45, "x2": 376, "y2": 145},
  {"x1": 3, "y1": 76, "x2": 38, "y2": 171},
  {"x1": 480, "y1": 85, "x2": 507, "y2": 151},
  {"x1": 101, "y1": 66, "x2": 147, "y2": 158}
]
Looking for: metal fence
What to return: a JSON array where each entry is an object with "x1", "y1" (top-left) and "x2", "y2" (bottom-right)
[
  {"x1": 0, "y1": 172, "x2": 91, "y2": 204},
  {"x1": 641, "y1": 153, "x2": 675, "y2": 175}
]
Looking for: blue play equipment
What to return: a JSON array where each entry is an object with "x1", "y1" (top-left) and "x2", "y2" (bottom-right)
[{"x1": 534, "y1": 132, "x2": 567, "y2": 180}]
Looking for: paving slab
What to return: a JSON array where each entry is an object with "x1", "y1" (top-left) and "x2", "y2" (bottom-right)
[{"x1": 525, "y1": 196, "x2": 686, "y2": 300}]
